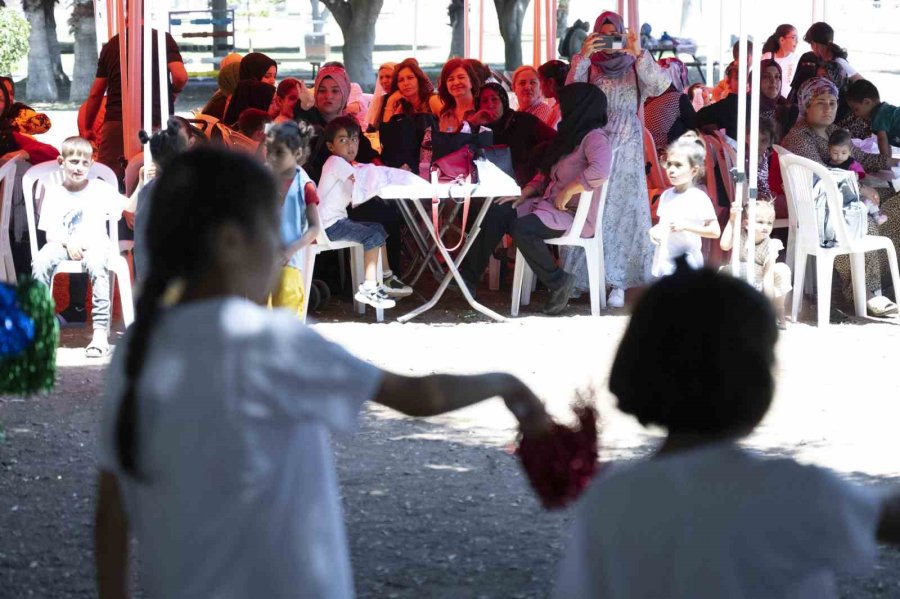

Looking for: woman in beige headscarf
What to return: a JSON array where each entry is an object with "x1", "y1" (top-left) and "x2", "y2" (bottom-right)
[{"x1": 201, "y1": 53, "x2": 243, "y2": 121}]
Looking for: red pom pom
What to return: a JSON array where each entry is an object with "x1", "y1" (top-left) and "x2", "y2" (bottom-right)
[{"x1": 516, "y1": 403, "x2": 600, "y2": 510}]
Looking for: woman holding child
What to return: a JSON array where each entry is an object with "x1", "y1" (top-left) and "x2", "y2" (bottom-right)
[{"x1": 779, "y1": 77, "x2": 900, "y2": 316}]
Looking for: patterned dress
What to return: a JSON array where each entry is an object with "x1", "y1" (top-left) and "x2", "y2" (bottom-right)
[{"x1": 565, "y1": 50, "x2": 671, "y2": 290}]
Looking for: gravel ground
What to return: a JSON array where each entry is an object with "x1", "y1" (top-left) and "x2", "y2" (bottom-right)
[{"x1": 2, "y1": 286, "x2": 900, "y2": 598}]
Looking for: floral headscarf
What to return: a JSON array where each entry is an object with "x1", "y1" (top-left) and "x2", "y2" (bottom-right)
[{"x1": 797, "y1": 76, "x2": 838, "y2": 117}]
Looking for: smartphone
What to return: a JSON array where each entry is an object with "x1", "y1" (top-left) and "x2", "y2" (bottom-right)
[{"x1": 595, "y1": 35, "x2": 624, "y2": 50}]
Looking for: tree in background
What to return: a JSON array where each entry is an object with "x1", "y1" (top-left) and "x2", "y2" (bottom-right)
[
  {"x1": 0, "y1": 5, "x2": 29, "y2": 76},
  {"x1": 556, "y1": 0, "x2": 568, "y2": 38},
  {"x1": 448, "y1": 0, "x2": 464, "y2": 58},
  {"x1": 23, "y1": 0, "x2": 68, "y2": 101},
  {"x1": 68, "y1": 0, "x2": 96, "y2": 102},
  {"x1": 494, "y1": 0, "x2": 531, "y2": 71},
  {"x1": 320, "y1": 0, "x2": 383, "y2": 89}
]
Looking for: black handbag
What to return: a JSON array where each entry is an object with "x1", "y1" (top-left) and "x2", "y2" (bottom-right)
[
  {"x1": 477, "y1": 145, "x2": 515, "y2": 180},
  {"x1": 430, "y1": 127, "x2": 494, "y2": 161},
  {"x1": 379, "y1": 112, "x2": 436, "y2": 171}
]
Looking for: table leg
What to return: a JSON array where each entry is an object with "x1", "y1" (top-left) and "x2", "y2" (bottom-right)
[
  {"x1": 397, "y1": 196, "x2": 507, "y2": 323},
  {"x1": 397, "y1": 199, "x2": 445, "y2": 282}
]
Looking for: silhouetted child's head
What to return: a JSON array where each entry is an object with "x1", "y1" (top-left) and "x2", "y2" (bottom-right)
[
  {"x1": 324, "y1": 115, "x2": 361, "y2": 163},
  {"x1": 265, "y1": 120, "x2": 315, "y2": 179},
  {"x1": 827, "y1": 128, "x2": 853, "y2": 166},
  {"x1": 610, "y1": 259, "x2": 778, "y2": 439},
  {"x1": 58, "y1": 136, "x2": 94, "y2": 190},
  {"x1": 138, "y1": 117, "x2": 190, "y2": 172},
  {"x1": 846, "y1": 79, "x2": 881, "y2": 121},
  {"x1": 238, "y1": 108, "x2": 271, "y2": 141}
]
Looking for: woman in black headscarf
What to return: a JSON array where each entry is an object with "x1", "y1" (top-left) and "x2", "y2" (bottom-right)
[
  {"x1": 223, "y1": 52, "x2": 278, "y2": 126},
  {"x1": 470, "y1": 82, "x2": 556, "y2": 187}
]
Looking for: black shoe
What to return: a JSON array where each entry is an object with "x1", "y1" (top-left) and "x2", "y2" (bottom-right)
[
  {"x1": 57, "y1": 304, "x2": 87, "y2": 328},
  {"x1": 447, "y1": 277, "x2": 477, "y2": 300},
  {"x1": 542, "y1": 273, "x2": 576, "y2": 315}
]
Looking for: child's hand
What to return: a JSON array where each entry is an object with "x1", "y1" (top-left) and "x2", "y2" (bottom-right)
[
  {"x1": 65, "y1": 243, "x2": 83, "y2": 261},
  {"x1": 281, "y1": 249, "x2": 294, "y2": 267},
  {"x1": 624, "y1": 28, "x2": 641, "y2": 56},
  {"x1": 669, "y1": 221, "x2": 686, "y2": 233},
  {"x1": 502, "y1": 378, "x2": 552, "y2": 438},
  {"x1": 497, "y1": 195, "x2": 529, "y2": 208},
  {"x1": 649, "y1": 225, "x2": 663, "y2": 245},
  {"x1": 553, "y1": 191, "x2": 573, "y2": 211}
]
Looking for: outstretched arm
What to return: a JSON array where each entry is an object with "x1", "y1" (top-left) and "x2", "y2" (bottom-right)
[{"x1": 95, "y1": 471, "x2": 129, "y2": 599}]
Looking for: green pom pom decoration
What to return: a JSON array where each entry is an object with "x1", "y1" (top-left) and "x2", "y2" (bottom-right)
[{"x1": 0, "y1": 276, "x2": 59, "y2": 396}]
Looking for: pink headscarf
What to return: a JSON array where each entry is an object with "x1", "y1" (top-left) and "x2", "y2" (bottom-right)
[
  {"x1": 590, "y1": 11, "x2": 636, "y2": 78},
  {"x1": 314, "y1": 65, "x2": 351, "y2": 111}
]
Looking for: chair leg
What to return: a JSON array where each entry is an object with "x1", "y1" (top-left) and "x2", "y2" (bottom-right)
[
  {"x1": 522, "y1": 267, "x2": 534, "y2": 307},
  {"x1": 791, "y1": 252, "x2": 807, "y2": 323},
  {"x1": 849, "y1": 252, "x2": 867, "y2": 319},
  {"x1": 816, "y1": 254, "x2": 834, "y2": 328},
  {"x1": 113, "y1": 260, "x2": 134, "y2": 327},
  {"x1": 374, "y1": 247, "x2": 384, "y2": 323},
  {"x1": 488, "y1": 255, "x2": 500, "y2": 291},
  {"x1": 883, "y1": 243, "x2": 900, "y2": 304},
  {"x1": 785, "y1": 228, "x2": 795, "y2": 275},
  {"x1": 597, "y1": 237, "x2": 607, "y2": 310},
  {"x1": 584, "y1": 245, "x2": 600, "y2": 316},
  {"x1": 349, "y1": 247, "x2": 365, "y2": 315},
  {"x1": 300, "y1": 250, "x2": 316, "y2": 324},
  {"x1": 510, "y1": 249, "x2": 525, "y2": 317}
]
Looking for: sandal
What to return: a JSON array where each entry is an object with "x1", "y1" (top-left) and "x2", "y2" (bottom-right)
[
  {"x1": 866, "y1": 295, "x2": 899, "y2": 317},
  {"x1": 85, "y1": 343, "x2": 111, "y2": 358}
]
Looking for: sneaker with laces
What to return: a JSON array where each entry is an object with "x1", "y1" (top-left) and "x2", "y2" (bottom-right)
[
  {"x1": 354, "y1": 285, "x2": 397, "y2": 309},
  {"x1": 380, "y1": 275, "x2": 413, "y2": 298},
  {"x1": 607, "y1": 287, "x2": 625, "y2": 309}
]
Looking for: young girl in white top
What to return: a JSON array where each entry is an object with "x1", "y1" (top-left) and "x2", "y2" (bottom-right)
[
  {"x1": 554, "y1": 260, "x2": 900, "y2": 599},
  {"x1": 94, "y1": 148, "x2": 550, "y2": 599},
  {"x1": 649, "y1": 135, "x2": 721, "y2": 277}
]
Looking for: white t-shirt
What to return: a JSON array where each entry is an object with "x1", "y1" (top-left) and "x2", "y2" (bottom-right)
[
  {"x1": 652, "y1": 186, "x2": 717, "y2": 277},
  {"x1": 98, "y1": 298, "x2": 383, "y2": 599},
  {"x1": 37, "y1": 179, "x2": 125, "y2": 250},
  {"x1": 318, "y1": 155, "x2": 357, "y2": 229},
  {"x1": 773, "y1": 52, "x2": 800, "y2": 98},
  {"x1": 554, "y1": 443, "x2": 881, "y2": 599},
  {"x1": 835, "y1": 57, "x2": 859, "y2": 79}
]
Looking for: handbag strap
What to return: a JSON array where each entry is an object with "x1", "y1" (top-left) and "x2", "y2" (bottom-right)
[{"x1": 431, "y1": 175, "x2": 471, "y2": 253}]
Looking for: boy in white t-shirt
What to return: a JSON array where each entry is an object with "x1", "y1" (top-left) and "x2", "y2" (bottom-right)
[
  {"x1": 554, "y1": 260, "x2": 900, "y2": 599},
  {"x1": 32, "y1": 136, "x2": 126, "y2": 357},
  {"x1": 650, "y1": 135, "x2": 721, "y2": 277}
]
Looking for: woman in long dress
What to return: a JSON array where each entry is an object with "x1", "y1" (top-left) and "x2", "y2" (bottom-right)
[{"x1": 565, "y1": 10, "x2": 670, "y2": 307}]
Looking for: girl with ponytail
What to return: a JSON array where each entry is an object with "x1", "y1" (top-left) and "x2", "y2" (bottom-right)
[{"x1": 94, "y1": 147, "x2": 549, "y2": 598}]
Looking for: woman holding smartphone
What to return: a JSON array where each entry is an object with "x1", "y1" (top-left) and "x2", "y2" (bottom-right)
[{"x1": 564, "y1": 11, "x2": 670, "y2": 309}]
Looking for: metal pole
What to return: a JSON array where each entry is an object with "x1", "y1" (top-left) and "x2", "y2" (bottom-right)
[
  {"x1": 719, "y1": 0, "x2": 728, "y2": 83},
  {"x1": 464, "y1": 0, "x2": 470, "y2": 57},
  {"x1": 143, "y1": 0, "x2": 153, "y2": 169},
  {"x1": 730, "y1": 0, "x2": 748, "y2": 275},
  {"x1": 412, "y1": 0, "x2": 418, "y2": 57},
  {"x1": 156, "y1": 4, "x2": 169, "y2": 126},
  {"x1": 746, "y1": 18, "x2": 762, "y2": 286},
  {"x1": 705, "y1": 0, "x2": 715, "y2": 85},
  {"x1": 478, "y1": 0, "x2": 485, "y2": 61},
  {"x1": 545, "y1": 0, "x2": 552, "y2": 64},
  {"x1": 533, "y1": 0, "x2": 541, "y2": 66}
]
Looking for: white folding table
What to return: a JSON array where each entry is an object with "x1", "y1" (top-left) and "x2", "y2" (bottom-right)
[{"x1": 379, "y1": 178, "x2": 521, "y2": 323}]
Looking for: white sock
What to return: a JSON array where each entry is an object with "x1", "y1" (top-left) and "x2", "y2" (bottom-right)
[
  {"x1": 383, "y1": 269, "x2": 393, "y2": 279},
  {"x1": 363, "y1": 280, "x2": 378, "y2": 291}
]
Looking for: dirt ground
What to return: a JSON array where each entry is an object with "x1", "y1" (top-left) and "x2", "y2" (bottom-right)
[{"x1": 2, "y1": 283, "x2": 900, "y2": 598}]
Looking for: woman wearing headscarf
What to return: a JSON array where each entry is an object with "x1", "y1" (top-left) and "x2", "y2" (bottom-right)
[
  {"x1": 507, "y1": 83, "x2": 613, "y2": 315},
  {"x1": 222, "y1": 52, "x2": 277, "y2": 126},
  {"x1": 643, "y1": 57, "x2": 698, "y2": 154},
  {"x1": 758, "y1": 59, "x2": 794, "y2": 141},
  {"x1": 201, "y1": 60, "x2": 241, "y2": 121},
  {"x1": 470, "y1": 83, "x2": 556, "y2": 186},
  {"x1": 778, "y1": 77, "x2": 900, "y2": 317},
  {"x1": 566, "y1": 10, "x2": 670, "y2": 308}
]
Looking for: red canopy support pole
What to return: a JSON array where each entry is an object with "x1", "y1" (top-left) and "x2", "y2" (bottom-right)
[
  {"x1": 627, "y1": 0, "x2": 639, "y2": 35},
  {"x1": 464, "y1": 0, "x2": 470, "y2": 57},
  {"x1": 142, "y1": 0, "x2": 152, "y2": 168},
  {"x1": 532, "y1": 0, "x2": 541, "y2": 66},
  {"x1": 544, "y1": 0, "x2": 552, "y2": 63},
  {"x1": 478, "y1": 0, "x2": 485, "y2": 61},
  {"x1": 617, "y1": 0, "x2": 625, "y2": 20},
  {"x1": 125, "y1": 0, "x2": 143, "y2": 159}
]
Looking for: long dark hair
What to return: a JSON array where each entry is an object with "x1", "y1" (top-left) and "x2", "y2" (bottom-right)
[
  {"x1": 541, "y1": 82, "x2": 607, "y2": 173},
  {"x1": 116, "y1": 148, "x2": 280, "y2": 478},
  {"x1": 389, "y1": 58, "x2": 435, "y2": 110},
  {"x1": 438, "y1": 58, "x2": 480, "y2": 115},
  {"x1": 762, "y1": 24, "x2": 796, "y2": 55}
]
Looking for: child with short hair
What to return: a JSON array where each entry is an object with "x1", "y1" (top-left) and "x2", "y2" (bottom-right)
[
  {"x1": 846, "y1": 79, "x2": 900, "y2": 159},
  {"x1": 94, "y1": 147, "x2": 550, "y2": 598},
  {"x1": 318, "y1": 115, "x2": 411, "y2": 309},
  {"x1": 826, "y1": 128, "x2": 887, "y2": 225},
  {"x1": 720, "y1": 201, "x2": 792, "y2": 328},
  {"x1": 32, "y1": 136, "x2": 126, "y2": 357},
  {"x1": 554, "y1": 260, "x2": 900, "y2": 598},
  {"x1": 237, "y1": 107, "x2": 271, "y2": 142},
  {"x1": 650, "y1": 135, "x2": 722, "y2": 277},
  {"x1": 265, "y1": 120, "x2": 321, "y2": 318}
]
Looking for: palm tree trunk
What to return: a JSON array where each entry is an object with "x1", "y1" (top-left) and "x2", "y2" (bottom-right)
[
  {"x1": 23, "y1": 0, "x2": 58, "y2": 101},
  {"x1": 69, "y1": 0, "x2": 96, "y2": 102}
]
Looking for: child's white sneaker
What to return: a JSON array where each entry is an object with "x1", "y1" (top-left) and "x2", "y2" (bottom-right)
[
  {"x1": 380, "y1": 275, "x2": 413, "y2": 298},
  {"x1": 355, "y1": 284, "x2": 396, "y2": 309},
  {"x1": 607, "y1": 287, "x2": 625, "y2": 308}
]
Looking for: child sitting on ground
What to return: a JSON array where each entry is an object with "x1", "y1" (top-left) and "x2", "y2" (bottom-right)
[
  {"x1": 318, "y1": 115, "x2": 412, "y2": 309},
  {"x1": 826, "y1": 128, "x2": 887, "y2": 225},
  {"x1": 265, "y1": 120, "x2": 321, "y2": 318},
  {"x1": 32, "y1": 136, "x2": 126, "y2": 357},
  {"x1": 720, "y1": 201, "x2": 792, "y2": 328},
  {"x1": 94, "y1": 147, "x2": 550, "y2": 598},
  {"x1": 650, "y1": 134, "x2": 722, "y2": 277},
  {"x1": 554, "y1": 259, "x2": 900, "y2": 598},
  {"x1": 846, "y1": 79, "x2": 900, "y2": 160}
]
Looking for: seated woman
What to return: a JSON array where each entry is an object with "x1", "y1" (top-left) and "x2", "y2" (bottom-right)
[
  {"x1": 538, "y1": 60, "x2": 568, "y2": 129},
  {"x1": 365, "y1": 61, "x2": 398, "y2": 132},
  {"x1": 777, "y1": 77, "x2": 900, "y2": 317},
  {"x1": 201, "y1": 54, "x2": 241, "y2": 121},
  {"x1": 644, "y1": 57, "x2": 697, "y2": 155},
  {"x1": 223, "y1": 52, "x2": 277, "y2": 126},
  {"x1": 512, "y1": 65, "x2": 554, "y2": 127},
  {"x1": 435, "y1": 58, "x2": 480, "y2": 133},
  {"x1": 378, "y1": 58, "x2": 441, "y2": 171},
  {"x1": 759, "y1": 59, "x2": 794, "y2": 140},
  {"x1": 382, "y1": 58, "x2": 442, "y2": 124},
  {"x1": 697, "y1": 62, "x2": 750, "y2": 141},
  {"x1": 456, "y1": 84, "x2": 609, "y2": 315},
  {"x1": 469, "y1": 83, "x2": 556, "y2": 187}
]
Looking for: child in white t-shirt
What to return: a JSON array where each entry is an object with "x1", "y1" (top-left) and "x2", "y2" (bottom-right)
[
  {"x1": 318, "y1": 115, "x2": 411, "y2": 310},
  {"x1": 32, "y1": 136, "x2": 126, "y2": 357},
  {"x1": 650, "y1": 135, "x2": 721, "y2": 277},
  {"x1": 93, "y1": 147, "x2": 550, "y2": 599},
  {"x1": 554, "y1": 261, "x2": 900, "y2": 599}
]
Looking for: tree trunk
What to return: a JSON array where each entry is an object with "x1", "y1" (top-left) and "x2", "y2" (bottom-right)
[
  {"x1": 23, "y1": 0, "x2": 57, "y2": 101},
  {"x1": 45, "y1": 2, "x2": 69, "y2": 96},
  {"x1": 494, "y1": 0, "x2": 530, "y2": 71},
  {"x1": 322, "y1": 0, "x2": 383, "y2": 90},
  {"x1": 448, "y1": 0, "x2": 464, "y2": 58},
  {"x1": 311, "y1": 0, "x2": 330, "y2": 33},
  {"x1": 69, "y1": 1, "x2": 96, "y2": 102},
  {"x1": 556, "y1": 0, "x2": 568, "y2": 38}
]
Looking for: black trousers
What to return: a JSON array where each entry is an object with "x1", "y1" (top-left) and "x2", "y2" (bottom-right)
[
  {"x1": 510, "y1": 214, "x2": 567, "y2": 290},
  {"x1": 458, "y1": 200, "x2": 517, "y2": 286}
]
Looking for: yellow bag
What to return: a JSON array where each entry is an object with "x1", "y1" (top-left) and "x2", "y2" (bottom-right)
[{"x1": 269, "y1": 266, "x2": 305, "y2": 318}]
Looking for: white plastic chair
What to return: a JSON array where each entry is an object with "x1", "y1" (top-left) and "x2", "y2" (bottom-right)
[
  {"x1": 778, "y1": 152, "x2": 900, "y2": 327},
  {"x1": 772, "y1": 145, "x2": 797, "y2": 274},
  {"x1": 23, "y1": 160, "x2": 134, "y2": 327},
  {"x1": 510, "y1": 181, "x2": 610, "y2": 317},
  {"x1": 0, "y1": 155, "x2": 21, "y2": 283},
  {"x1": 298, "y1": 227, "x2": 383, "y2": 323}
]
